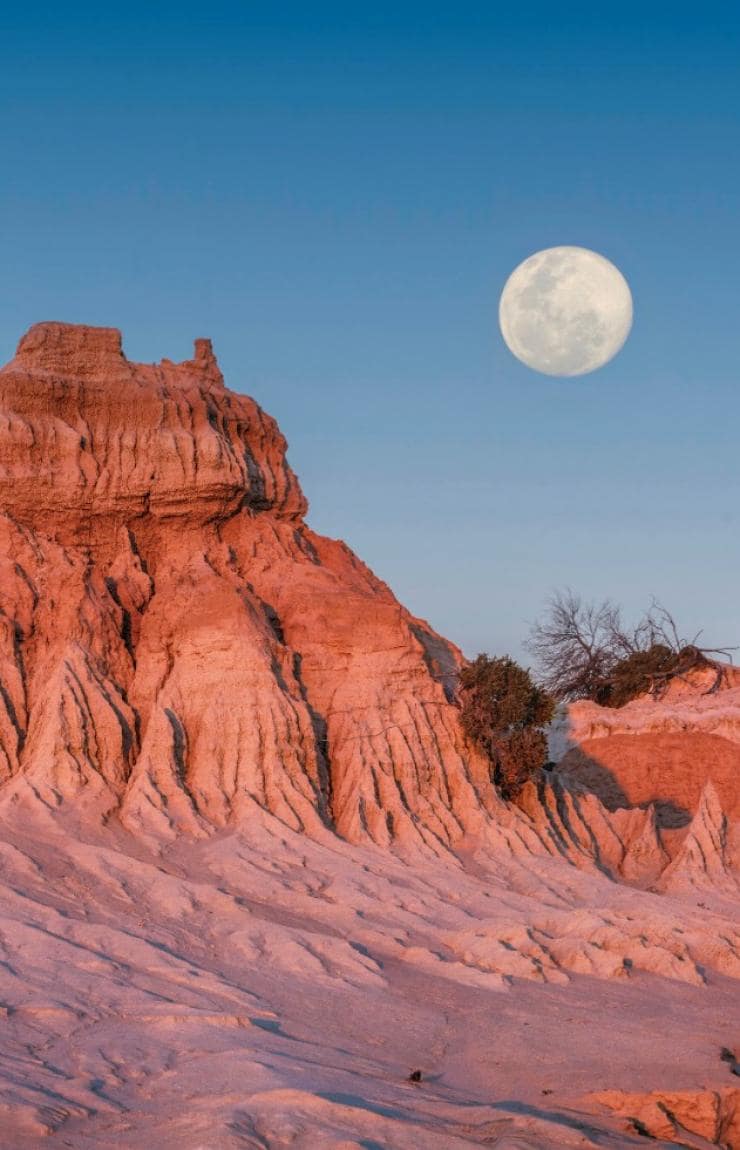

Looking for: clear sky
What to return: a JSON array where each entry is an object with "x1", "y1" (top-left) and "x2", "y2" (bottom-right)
[{"x1": 1, "y1": 2, "x2": 738, "y2": 661}]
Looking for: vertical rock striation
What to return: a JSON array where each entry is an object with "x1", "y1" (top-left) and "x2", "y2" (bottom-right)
[
  {"x1": 0, "y1": 323, "x2": 492, "y2": 845},
  {"x1": 0, "y1": 322, "x2": 735, "y2": 887}
]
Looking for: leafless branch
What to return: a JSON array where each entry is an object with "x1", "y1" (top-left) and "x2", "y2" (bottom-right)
[{"x1": 526, "y1": 590, "x2": 736, "y2": 703}]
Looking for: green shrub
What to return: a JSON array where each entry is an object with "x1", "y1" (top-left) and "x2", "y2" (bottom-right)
[{"x1": 458, "y1": 655, "x2": 555, "y2": 799}]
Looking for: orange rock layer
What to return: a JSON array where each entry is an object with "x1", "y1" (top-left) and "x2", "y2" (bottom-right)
[
  {"x1": 0, "y1": 322, "x2": 737, "y2": 882},
  {"x1": 558, "y1": 666, "x2": 740, "y2": 828},
  {"x1": 0, "y1": 323, "x2": 493, "y2": 846}
]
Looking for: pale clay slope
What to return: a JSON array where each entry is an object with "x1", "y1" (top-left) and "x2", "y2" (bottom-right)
[
  {"x1": 0, "y1": 808, "x2": 739, "y2": 1149},
  {"x1": 0, "y1": 324, "x2": 737, "y2": 1147}
]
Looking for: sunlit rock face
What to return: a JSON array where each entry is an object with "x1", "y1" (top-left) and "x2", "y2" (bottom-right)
[
  {"x1": 0, "y1": 323, "x2": 492, "y2": 845},
  {"x1": 0, "y1": 324, "x2": 740, "y2": 1149},
  {"x1": 0, "y1": 322, "x2": 305, "y2": 532},
  {"x1": 556, "y1": 666, "x2": 740, "y2": 827},
  {"x1": 0, "y1": 321, "x2": 737, "y2": 883}
]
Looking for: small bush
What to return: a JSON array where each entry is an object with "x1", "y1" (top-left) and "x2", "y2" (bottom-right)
[
  {"x1": 458, "y1": 655, "x2": 555, "y2": 799},
  {"x1": 596, "y1": 643, "x2": 679, "y2": 708},
  {"x1": 528, "y1": 591, "x2": 735, "y2": 706}
]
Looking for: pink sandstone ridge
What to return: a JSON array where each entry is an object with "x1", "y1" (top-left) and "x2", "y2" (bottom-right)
[
  {"x1": 0, "y1": 321, "x2": 494, "y2": 847},
  {"x1": 556, "y1": 665, "x2": 740, "y2": 827},
  {"x1": 0, "y1": 322, "x2": 738, "y2": 1149}
]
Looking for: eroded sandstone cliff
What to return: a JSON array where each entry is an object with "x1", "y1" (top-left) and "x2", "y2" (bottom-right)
[
  {"x1": 0, "y1": 322, "x2": 493, "y2": 847},
  {"x1": 556, "y1": 666, "x2": 740, "y2": 826},
  {"x1": 0, "y1": 321, "x2": 737, "y2": 894},
  {"x1": 0, "y1": 323, "x2": 739, "y2": 1149}
]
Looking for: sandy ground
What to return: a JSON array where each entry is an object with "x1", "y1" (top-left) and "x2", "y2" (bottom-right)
[{"x1": 0, "y1": 808, "x2": 737, "y2": 1149}]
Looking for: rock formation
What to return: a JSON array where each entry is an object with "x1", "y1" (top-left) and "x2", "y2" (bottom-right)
[
  {"x1": 0, "y1": 322, "x2": 494, "y2": 847},
  {"x1": 592, "y1": 1086, "x2": 740, "y2": 1146},
  {"x1": 0, "y1": 321, "x2": 737, "y2": 887},
  {"x1": 0, "y1": 323, "x2": 739, "y2": 1149},
  {"x1": 556, "y1": 667, "x2": 740, "y2": 819}
]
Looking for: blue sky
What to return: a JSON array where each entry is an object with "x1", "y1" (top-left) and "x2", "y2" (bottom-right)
[{"x1": 1, "y1": 3, "x2": 738, "y2": 660}]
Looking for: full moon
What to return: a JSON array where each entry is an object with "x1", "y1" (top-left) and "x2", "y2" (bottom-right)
[{"x1": 499, "y1": 246, "x2": 633, "y2": 376}]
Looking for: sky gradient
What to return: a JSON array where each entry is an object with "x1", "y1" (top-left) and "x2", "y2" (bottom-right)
[{"x1": 1, "y1": 2, "x2": 738, "y2": 661}]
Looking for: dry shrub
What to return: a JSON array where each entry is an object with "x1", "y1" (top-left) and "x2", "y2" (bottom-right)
[{"x1": 458, "y1": 655, "x2": 554, "y2": 798}]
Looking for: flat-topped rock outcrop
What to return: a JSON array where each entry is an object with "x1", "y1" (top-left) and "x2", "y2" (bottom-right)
[{"x1": 0, "y1": 323, "x2": 492, "y2": 845}]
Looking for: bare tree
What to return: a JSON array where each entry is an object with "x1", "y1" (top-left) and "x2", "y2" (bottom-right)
[
  {"x1": 527, "y1": 590, "x2": 735, "y2": 704},
  {"x1": 610, "y1": 599, "x2": 691, "y2": 658},
  {"x1": 525, "y1": 589, "x2": 621, "y2": 701}
]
